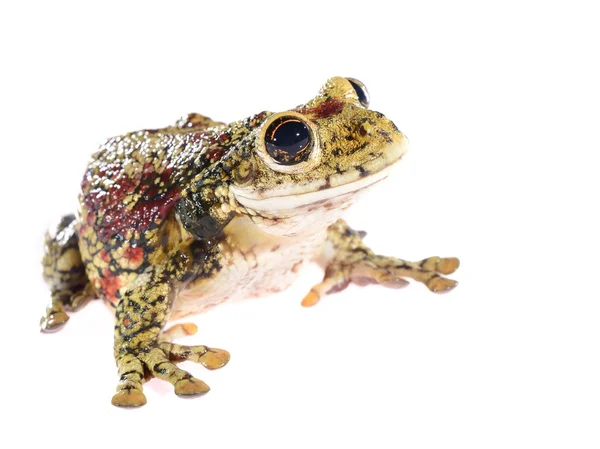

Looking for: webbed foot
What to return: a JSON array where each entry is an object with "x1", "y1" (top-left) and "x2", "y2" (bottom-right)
[
  {"x1": 39, "y1": 285, "x2": 95, "y2": 333},
  {"x1": 112, "y1": 343, "x2": 230, "y2": 407},
  {"x1": 39, "y1": 301, "x2": 69, "y2": 332},
  {"x1": 303, "y1": 220, "x2": 460, "y2": 306}
]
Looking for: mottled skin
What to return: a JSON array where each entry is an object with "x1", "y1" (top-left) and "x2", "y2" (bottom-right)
[{"x1": 40, "y1": 77, "x2": 460, "y2": 407}]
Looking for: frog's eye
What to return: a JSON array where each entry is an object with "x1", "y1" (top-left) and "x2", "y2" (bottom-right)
[
  {"x1": 264, "y1": 116, "x2": 313, "y2": 165},
  {"x1": 346, "y1": 78, "x2": 370, "y2": 108}
]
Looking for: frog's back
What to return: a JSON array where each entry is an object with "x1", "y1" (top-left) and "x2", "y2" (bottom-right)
[{"x1": 76, "y1": 113, "x2": 250, "y2": 303}]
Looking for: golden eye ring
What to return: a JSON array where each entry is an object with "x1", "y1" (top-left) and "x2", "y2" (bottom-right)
[{"x1": 264, "y1": 116, "x2": 313, "y2": 165}]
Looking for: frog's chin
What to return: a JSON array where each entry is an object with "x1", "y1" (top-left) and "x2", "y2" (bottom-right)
[{"x1": 231, "y1": 163, "x2": 395, "y2": 218}]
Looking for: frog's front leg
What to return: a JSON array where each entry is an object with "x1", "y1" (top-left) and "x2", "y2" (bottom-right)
[
  {"x1": 111, "y1": 239, "x2": 229, "y2": 408},
  {"x1": 302, "y1": 219, "x2": 460, "y2": 307}
]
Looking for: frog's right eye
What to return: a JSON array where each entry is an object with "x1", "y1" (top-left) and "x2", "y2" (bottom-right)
[{"x1": 264, "y1": 116, "x2": 313, "y2": 166}]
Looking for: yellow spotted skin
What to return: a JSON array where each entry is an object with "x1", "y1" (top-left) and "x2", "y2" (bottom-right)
[
  {"x1": 40, "y1": 77, "x2": 459, "y2": 407},
  {"x1": 41, "y1": 215, "x2": 94, "y2": 332}
]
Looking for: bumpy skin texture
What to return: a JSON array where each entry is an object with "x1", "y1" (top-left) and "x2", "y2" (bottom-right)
[
  {"x1": 41, "y1": 215, "x2": 93, "y2": 332},
  {"x1": 40, "y1": 77, "x2": 459, "y2": 407},
  {"x1": 78, "y1": 112, "x2": 266, "y2": 305}
]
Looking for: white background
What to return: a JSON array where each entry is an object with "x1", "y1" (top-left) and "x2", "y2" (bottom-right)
[{"x1": 1, "y1": 1, "x2": 599, "y2": 448}]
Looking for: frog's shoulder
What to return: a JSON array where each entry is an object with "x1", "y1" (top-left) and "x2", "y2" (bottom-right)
[{"x1": 78, "y1": 112, "x2": 268, "y2": 246}]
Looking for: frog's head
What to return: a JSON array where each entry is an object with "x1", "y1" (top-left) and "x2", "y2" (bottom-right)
[{"x1": 229, "y1": 77, "x2": 408, "y2": 236}]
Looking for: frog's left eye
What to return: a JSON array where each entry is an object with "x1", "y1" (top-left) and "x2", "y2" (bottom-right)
[
  {"x1": 346, "y1": 78, "x2": 370, "y2": 108},
  {"x1": 264, "y1": 116, "x2": 313, "y2": 165}
]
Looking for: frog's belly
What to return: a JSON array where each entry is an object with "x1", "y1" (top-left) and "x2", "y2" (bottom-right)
[{"x1": 170, "y1": 217, "x2": 326, "y2": 319}]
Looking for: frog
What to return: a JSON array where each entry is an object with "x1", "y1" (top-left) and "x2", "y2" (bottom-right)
[{"x1": 40, "y1": 77, "x2": 460, "y2": 407}]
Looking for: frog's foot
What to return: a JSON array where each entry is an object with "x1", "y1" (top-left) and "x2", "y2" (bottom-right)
[
  {"x1": 40, "y1": 298, "x2": 70, "y2": 332},
  {"x1": 303, "y1": 255, "x2": 459, "y2": 307},
  {"x1": 40, "y1": 284, "x2": 96, "y2": 333},
  {"x1": 112, "y1": 349, "x2": 211, "y2": 407},
  {"x1": 352, "y1": 255, "x2": 459, "y2": 292},
  {"x1": 111, "y1": 344, "x2": 230, "y2": 407},
  {"x1": 304, "y1": 220, "x2": 459, "y2": 307}
]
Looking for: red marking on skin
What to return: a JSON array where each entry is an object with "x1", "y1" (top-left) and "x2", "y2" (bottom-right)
[
  {"x1": 201, "y1": 131, "x2": 229, "y2": 161},
  {"x1": 80, "y1": 174, "x2": 91, "y2": 193},
  {"x1": 206, "y1": 146, "x2": 226, "y2": 161},
  {"x1": 100, "y1": 268, "x2": 122, "y2": 301},
  {"x1": 124, "y1": 246, "x2": 144, "y2": 265},
  {"x1": 142, "y1": 162, "x2": 155, "y2": 176},
  {"x1": 85, "y1": 211, "x2": 96, "y2": 227},
  {"x1": 77, "y1": 222, "x2": 88, "y2": 235},
  {"x1": 83, "y1": 162, "x2": 181, "y2": 242},
  {"x1": 299, "y1": 98, "x2": 345, "y2": 119},
  {"x1": 96, "y1": 162, "x2": 123, "y2": 179},
  {"x1": 99, "y1": 249, "x2": 111, "y2": 263},
  {"x1": 160, "y1": 167, "x2": 173, "y2": 183},
  {"x1": 100, "y1": 189, "x2": 180, "y2": 242},
  {"x1": 144, "y1": 186, "x2": 159, "y2": 199},
  {"x1": 123, "y1": 317, "x2": 131, "y2": 327}
]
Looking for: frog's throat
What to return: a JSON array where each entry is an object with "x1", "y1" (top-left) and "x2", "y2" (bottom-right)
[{"x1": 231, "y1": 163, "x2": 396, "y2": 213}]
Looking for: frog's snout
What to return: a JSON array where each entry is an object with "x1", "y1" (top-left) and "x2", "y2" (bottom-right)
[{"x1": 374, "y1": 115, "x2": 409, "y2": 165}]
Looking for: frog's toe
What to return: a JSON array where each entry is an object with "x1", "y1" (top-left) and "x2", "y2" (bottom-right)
[
  {"x1": 111, "y1": 388, "x2": 147, "y2": 407},
  {"x1": 160, "y1": 323, "x2": 199, "y2": 343},
  {"x1": 174, "y1": 378, "x2": 211, "y2": 397},
  {"x1": 301, "y1": 265, "x2": 348, "y2": 307},
  {"x1": 40, "y1": 311, "x2": 69, "y2": 332},
  {"x1": 354, "y1": 272, "x2": 410, "y2": 289},
  {"x1": 159, "y1": 342, "x2": 231, "y2": 370},
  {"x1": 426, "y1": 276, "x2": 458, "y2": 293},
  {"x1": 421, "y1": 256, "x2": 460, "y2": 275},
  {"x1": 199, "y1": 348, "x2": 230, "y2": 370}
]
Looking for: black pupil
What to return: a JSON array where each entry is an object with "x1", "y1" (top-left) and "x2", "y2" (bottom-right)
[
  {"x1": 265, "y1": 118, "x2": 311, "y2": 165},
  {"x1": 348, "y1": 79, "x2": 369, "y2": 107}
]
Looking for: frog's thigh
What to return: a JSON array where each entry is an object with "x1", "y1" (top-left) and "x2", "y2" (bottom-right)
[{"x1": 40, "y1": 214, "x2": 94, "y2": 332}]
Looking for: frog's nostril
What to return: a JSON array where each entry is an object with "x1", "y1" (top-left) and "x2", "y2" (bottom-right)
[
  {"x1": 358, "y1": 122, "x2": 374, "y2": 137},
  {"x1": 346, "y1": 78, "x2": 370, "y2": 108}
]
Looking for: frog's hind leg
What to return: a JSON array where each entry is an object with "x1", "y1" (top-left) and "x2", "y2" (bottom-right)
[
  {"x1": 40, "y1": 214, "x2": 94, "y2": 332},
  {"x1": 302, "y1": 219, "x2": 460, "y2": 307}
]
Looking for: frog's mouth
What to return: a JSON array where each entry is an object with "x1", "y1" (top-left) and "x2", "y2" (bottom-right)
[
  {"x1": 233, "y1": 163, "x2": 394, "y2": 214},
  {"x1": 231, "y1": 138, "x2": 406, "y2": 215}
]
